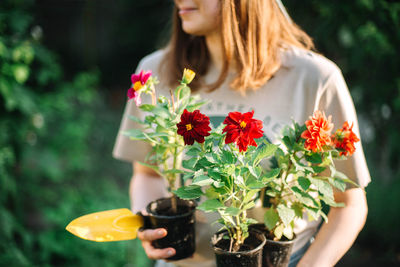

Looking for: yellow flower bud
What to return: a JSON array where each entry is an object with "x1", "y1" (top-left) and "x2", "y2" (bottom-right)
[{"x1": 182, "y1": 68, "x2": 196, "y2": 84}]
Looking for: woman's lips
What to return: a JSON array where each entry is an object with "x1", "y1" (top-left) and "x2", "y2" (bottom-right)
[{"x1": 178, "y1": 8, "x2": 198, "y2": 15}]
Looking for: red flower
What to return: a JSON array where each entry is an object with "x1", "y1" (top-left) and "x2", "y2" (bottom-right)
[
  {"x1": 332, "y1": 122, "x2": 360, "y2": 156},
  {"x1": 177, "y1": 109, "x2": 211, "y2": 145},
  {"x1": 301, "y1": 111, "x2": 333, "y2": 152},
  {"x1": 222, "y1": 111, "x2": 264, "y2": 152}
]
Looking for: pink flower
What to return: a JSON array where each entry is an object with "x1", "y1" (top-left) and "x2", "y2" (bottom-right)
[
  {"x1": 127, "y1": 70, "x2": 151, "y2": 105},
  {"x1": 131, "y1": 70, "x2": 152, "y2": 91}
]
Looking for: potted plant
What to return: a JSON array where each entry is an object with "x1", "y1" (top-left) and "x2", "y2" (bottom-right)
[
  {"x1": 176, "y1": 110, "x2": 278, "y2": 266},
  {"x1": 176, "y1": 110, "x2": 360, "y2": 266},
  {"x1": 123, "y1": 68, "x2": 210, "y2": 260},
  {"x1": 254, "y1": 111, "x2": 361, "y2": 267}
]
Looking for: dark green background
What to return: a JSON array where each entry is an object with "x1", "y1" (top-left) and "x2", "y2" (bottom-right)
[{"x1": 1, "y1": 0, "x2": 399, "y2": 266}]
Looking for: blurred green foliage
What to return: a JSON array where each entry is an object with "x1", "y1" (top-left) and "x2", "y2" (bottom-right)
[
  {"x1": 284, "y1": 1, "x2": 400, "y2": 264},
  {"x1": 1, "y1": 0, "x2": 399, "y2": 266},
  {"x1": 0, "y1": 0, "x2": 151, "y2": 266}
]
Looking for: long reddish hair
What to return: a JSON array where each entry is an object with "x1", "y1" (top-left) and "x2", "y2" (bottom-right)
[{"x1": 161, "y1": 0, "x2": 314, "y2": 93}]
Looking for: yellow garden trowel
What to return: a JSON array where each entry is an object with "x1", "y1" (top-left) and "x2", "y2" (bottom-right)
[{"x1": 66, "y1": 209, "x2": 146, "y2": 242}]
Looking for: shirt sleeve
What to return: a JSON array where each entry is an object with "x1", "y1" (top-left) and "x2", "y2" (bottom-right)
[
  {"x1": 316, "y1": 68, "x2": 371, "y2": 188},
  {"x1": 112, "y1": 59, "x2": 153, "y2": 163}
]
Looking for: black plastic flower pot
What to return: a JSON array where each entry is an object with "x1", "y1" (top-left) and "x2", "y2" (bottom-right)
[
  {"x1": 211, "y1": 229, "x2": 266, "y2": 267},
  {"x1": 143, "y1": 197, "x2": 196, "y2": 261},
  {"x1": 249, "y1": 224, "x2": 296, "y2": 267}
]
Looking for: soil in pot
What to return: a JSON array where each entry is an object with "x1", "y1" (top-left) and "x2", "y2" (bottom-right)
[
  {"x1": 249, "y1": 224, "x2": 296, "y2": 267},
  {"x1": 211, "y1": 229, "x2": 266, "y2": 267},
  {"x1": 144, "y1": 197, "x2": 196, "y2": 261}
]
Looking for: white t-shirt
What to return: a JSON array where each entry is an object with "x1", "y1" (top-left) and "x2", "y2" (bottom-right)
[{"x1": 113, "y1": 47, "x2": 371, "y2": 267}]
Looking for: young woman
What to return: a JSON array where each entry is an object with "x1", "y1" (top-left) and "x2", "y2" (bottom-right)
[{"x1": 113, "y1": 1, "x2": 370, "y2": 266}]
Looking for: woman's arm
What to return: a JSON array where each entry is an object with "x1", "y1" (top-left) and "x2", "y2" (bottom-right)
[
  {"x1": 131, "y1": 162, "x2": 176, "y2": 259},
  {"x1": 130, "y1": 162, "x2": 168, "y2": 213},
  {"x1": 297, "y1": 187, "x2": 368, "y2": 267}
]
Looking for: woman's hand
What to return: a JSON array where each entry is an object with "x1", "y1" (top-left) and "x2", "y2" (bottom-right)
[
  {"x1": 132, "y1": 162, "x2": 174, "y2": 259},
  {"x1": 138, "y1": 228, "x2": 176, "y2": 259}
]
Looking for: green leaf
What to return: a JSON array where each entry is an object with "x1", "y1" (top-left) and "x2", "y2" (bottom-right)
[
  {"x1": 253, "y1": 143, "x2": 278, "y2": 164},
  {"x1": 152, "y1": 106, "x2": 170, "y2": 118},
  {"x1": 208, "y1": 168, "x2": 222, "y2": 180},
  {"x1": 176, "y1": 86, "x2": 191, "y2": 113},
  {"x1": 305, "y1": 153, "x2": 323, "y2": 164},
  {"x1": 135, "y1": 161, "x2": 162, "y2": 177},
  {"x1": 221, "y1": 149, "x2": 235, "y2": 164},
  {"x1": 186, "y1": 146, "x2": 201, "y2": 156},
  {"x1": 282, "y1": 136, "x2": 293, "y2": 150},
  {"x1": 277, "y1": 204, "x2": 295, "y2": 226},
  {"x1": 262, "y1": 168, "x2": 281, "y2": 181},
  {"x1": 292, "y1": 203, "x2": 304, "y2": 218},
  {"x1": 213, "y1": 180, "x2": 225, "y2": 188},
  {"x1": 274, "y1": 224, "x2": 284, "y2": 239},
  {"x1": 304, "y1": 206, "x2": 319, "y2": 221},
  {"x1": 197, "y1": 199, "x2": 224, "y2": 212},
  {"x1": 291, "y1": 155, "x2": 314, "y2": 173},
  {"x1": 310, "y1": 177, "x2": 333, "y2": 198},
  {"x1": 225, "y1": 207, "x2": 240, "y2": 216},
  {"x1": 155, "y1": 116, "x2": 168, "y2": 128},
  {"x1": 174, "y1": 186, "x2": 203, "y2": 199},
  {"x1": 330, "y1": 167, "x2": 359, "y2": 188},
  {"x1": 330, "y1": 167, "x2": 348, "y2": 180},
  {"x1": 182, "y1": 157, "x2": 198, "y2": 170},
  {"x1": 246, "y1": 177, "x2": 265, "y2": 189},
  {"x1": 192, "y1": 175, "x2": 214, "y2": 186},
  {"x1": 264, "y1": 208, "x2": 279, "y2": 230},
  {"x1": 247, "y1": 166, "x2": 260, "y2": 178},
  {"x1": 205, "y1": 187, "x2": 219, "y2": 199},
  {"x1": 243, "y1": 189, "x2": 258, "y2": 204},
  {"x1": 243, "y1": 202, "x2": 255, "y2": 210},
  {"x1": 186, "y1": 100, "x2": 208, "y2": 111},
  {"x1": 122, "y1": 129, "x2": 146, "y2": 140},
  {"x1": 197, "y1": 157, "x2": 214, "y2": 168},
  {"x1": 320, "y1": 210, "x2": 329, "y2": 223},
  {"x1": 283, "y1": 225, "x2": 294, "y2": 240},
  {"x1": 320, "y1": 195, "x2": 345, "y2": 208},
  {"x1": 139, "y1": 104, "x2": 155, "y2": 112},
  {"x1": 328, "y1": 177, "x2": 347, "y2": 192},
  {"x1": 128, "y1": 115, "x2": 145, "y2": 124},
  {"x1": 291, "y1": 186, "x2": 318, "y2": 207},
  {"x1": 176, "y1": 85, "x2": 190, "y2": 100},
  {"x1": 183, "y1": 172, "x2": 194, "y2": 181},
  {"x1": 312, "y1": 166, "x2": 326, "y2": 173},
  {"x1": 298, "y1": 176, "x2": 311, "y2": 191}
]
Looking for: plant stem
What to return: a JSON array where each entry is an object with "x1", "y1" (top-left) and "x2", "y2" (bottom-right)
[
  {"x1": 169, "y1": 133, "x2": 180, "y2": 214},
  {"x1": 170, "y1": 193, "x2": 177, "y2": 214},
  {"x1": 260, "y1": 187, "x2": 266, "y2": 207},
  {"x1": 151, "y1": 83, "x2": 156, "y2": 105},
  {"x1": 170, "y1": 89, "x2": 175, "y2": 113}
]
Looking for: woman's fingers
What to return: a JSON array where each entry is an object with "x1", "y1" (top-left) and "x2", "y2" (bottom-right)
[
  {"x1": 141, "y1": 241, "x2": 176, "y2": 259},
  {"x1": 138, "y1": 228, "x2": 167, "y2": 241},
  {"x1": 138, "y1": 228, "x2": 176, "y2": 259}
]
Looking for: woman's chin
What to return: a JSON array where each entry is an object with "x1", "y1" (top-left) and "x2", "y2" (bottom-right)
[{"x1": 181, "y1": 24, "x2": 210, "y2": 36}]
